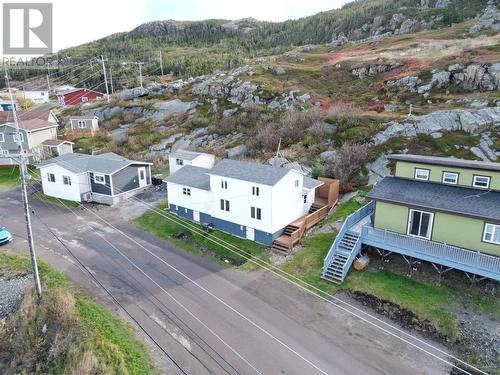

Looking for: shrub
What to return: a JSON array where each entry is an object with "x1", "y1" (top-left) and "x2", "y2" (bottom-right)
[
  {"x1": 324, "y1": 142, "x2": 370, "y2": 184},
  {"x1": 311, "y1": 161, "x2": 324, "y2": 178}
]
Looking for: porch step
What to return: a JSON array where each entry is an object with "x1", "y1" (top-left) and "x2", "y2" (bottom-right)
[
  {"x1": 282, "y1": 224, "x2": 300, "y2": 236},
  {"x1": 271, "y1": 241, "x2": 291, "y2": 255}
]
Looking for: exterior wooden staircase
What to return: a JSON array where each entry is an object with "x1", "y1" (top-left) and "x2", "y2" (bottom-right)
[{"x1": 271, "y1": 177, "x2": 340, "y2": 255}]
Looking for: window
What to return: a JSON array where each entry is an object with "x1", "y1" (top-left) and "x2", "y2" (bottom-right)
[
  {"x1": 81, "y1": 97, "x2": 89, "y2": 102},
  {"x1": 221, "y1": 180, "x2": 228, "y2": 189},
  {"x1": 13, "y1": 132, "x2": 24, "y2": 143},
  {"x1": 182, "y1": 187, "x2": 191, "y2": 196},
  {"x1": 94, "y1": 174, "x2": 106, "y2": 185},
  {"x1": 77, "y1": 120, "x2": 86, "y2": 128},
  {"x1": 473, "y1": 175, "x2": 490, "y2": 189},
  {"x1": 139, "y1": 170, "x2": 145, "y2": 180},
  {"x1": 303, "y1": 195, "x2": 307, "y2": 204},
  {"x1": 414, "y1": 168, "x2": 429, "y2": 181},
  {"x1": 252, "y1": 186, "x2": 259, "y2": 196},
  {"x1": 1, "y1": 150, "x2": 9, "y2": 156},
  {"x1": 63, "y1": 176, "x2": 71, "y2": 186},
  {"x1": 442, "y1": 172, "x2": 458, "y2": 185},
  {"x1": 175, "y1": 158, "x2": 183, "y2": 166},
  {"x1": 407, "y1": 209, "x2": 433, "y2": 240},
  {"x1": 251, "y1": 207, "x2": 262, "y2": 220},
  {"x1": 0, "y1": 133, "x2": 4, "y2": 142},
  {"x1": 220, "y1": 199, "x2": 230, "y2": 211},
  {"x1": 483, "y1": 223, "x2": 500, "y2": 245},
  {"x1": 294, "y1": 180, "x2": 299, "y2": 188},
  {"x1": 47, "y1": 173, "x2": 55, "y2": 182}
]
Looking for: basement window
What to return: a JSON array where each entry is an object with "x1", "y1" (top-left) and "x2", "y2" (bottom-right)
[
  {"x1": 414, "y1": 168, "x2": 429, "y2": 181},
  {"x1": 483, "y1": 223, "x2": 500, "y2": 245},
  {"x1": 473, "y1": 175, "x2": 490, "y2": 189}
]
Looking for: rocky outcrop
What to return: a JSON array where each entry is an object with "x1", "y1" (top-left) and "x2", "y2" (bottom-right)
[
  {"x1": 327, "y1": 32, "x2": 348, "y2": 47},
  {"x1": 469, "y1": 0, "x2": 500, "y2": 33},
  {"x1": 352, "y1": 60, "x2": 400, "y2": 79},
  {"x1": 372, "y1": 107, "x2": 500, "y2": 145},
  {"x1": 395, "y1": 63, "x2": 500, "y2": 97},
  {"x1": 117, "y1": 87, "x2": 149, "y2": 101},
  {"x1": 263, "y1": 65, "x2": 287, "y2": 75}
]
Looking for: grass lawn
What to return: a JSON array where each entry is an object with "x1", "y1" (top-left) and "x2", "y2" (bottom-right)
[
  {"x1": 0, "y1": 252, "x2": 154, "y2": 374},
  {"x1": 133, "y1": 201, "x2": 267, "y2": 268},
  {"x1": 34, "y1": 191, "x2": 80, "y2": 209},
  {"x1": 0, "y1": 167, "x2": 20, "y2": 188}
]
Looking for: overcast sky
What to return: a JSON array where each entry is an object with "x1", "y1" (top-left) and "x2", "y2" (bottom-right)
[{"x1": 0, "y1": 0, "x2": 346, "y2": 54}]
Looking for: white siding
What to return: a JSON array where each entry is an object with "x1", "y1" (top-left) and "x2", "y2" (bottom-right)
[
  {"x1": 23, "y1": 91, "x2": 49, "y2": 104},
  {"x1": 167, "y1": 183, "x2": 211, "y2": 213},
  {"x1": 168, "y1": 153, "x2": 215, "y2": 174},
  {"x1": 270, "y1": 170, "x2": 307, "y2": 233},
  {"x1": 40, "y1": 164, "x2": 89, "y2": 202},
  {"x1": 27, "y1": 127, "x2": 57, "y2": 149}
]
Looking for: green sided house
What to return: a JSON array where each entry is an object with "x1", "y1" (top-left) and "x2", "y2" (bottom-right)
[{"x1": 322, "y1": 154, "x2": 500, "y2": 284}]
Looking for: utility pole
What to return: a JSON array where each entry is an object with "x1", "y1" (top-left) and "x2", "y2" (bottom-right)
[
  {"x1": 159, "y1": 51, "x2": 164, "y2": 76},
  {"x1": 4, "y1": 71, "x2": 42, "y2": 301},
  {"x1": 109, "y1": 67, "x2": 114, "y2": 94},
  {"x1": 101, "y1": 55, "x2": 110, "y2": 104},
  {"x1": 46, "y1": 64, "x2": 51, "y2": 95},
  {"x1": 136, "y1": 62, "x2": 144, "y2": 88}
]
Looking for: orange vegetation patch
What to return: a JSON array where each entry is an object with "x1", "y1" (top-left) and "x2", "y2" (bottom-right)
[
  {"x1": 323, "y1": 45, "x2": 372, "y2": 65},
  {"x1": 381, "y1": 58, "x2": 429, "y2": 82}
]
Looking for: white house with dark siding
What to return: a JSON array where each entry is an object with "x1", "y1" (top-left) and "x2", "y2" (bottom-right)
[
  {"x1": 164, "y1": 158, "x2": 329, "y2": 245},
  {"x1": 38, "y1": 152, "x2": 152, "y2": 205}
]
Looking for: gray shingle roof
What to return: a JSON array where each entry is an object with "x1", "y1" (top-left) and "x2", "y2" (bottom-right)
[
  {"x1": 207, "y1": 159, "x2": 294, "y2": 186},
  {"x1": 303, "y1": 176, "x2": 323, "y2": 189},
  {"x1": 170, "y1": 150, "x2": 206, "y2": 161},
  {"x1": 367, "y1": 177, "x2": 500, "y2": 221},
  {"x1": 38, "y1": 152, "x2": 150, "y2": 174},
  {"x1": 163, "y1": 166, "x2": 210, "y2": 190},
  {"x1": 388, "y1": 154, "x2": 500, "y2": 172}
]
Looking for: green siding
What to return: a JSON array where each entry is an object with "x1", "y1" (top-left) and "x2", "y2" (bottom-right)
[
  {"x1": 394, "y1": 161, "x2": 500, "y2": 191},
  {"x1": 373, "y1": 201, "x2": 500, "y2": 257},
  {"x1": 374, "y1": 201, "x2": 408, "y2": 234}
]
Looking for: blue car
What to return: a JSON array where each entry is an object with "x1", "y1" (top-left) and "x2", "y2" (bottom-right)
[{"x1": 0, "y1": 227, "x2": 13, "y2": 246}]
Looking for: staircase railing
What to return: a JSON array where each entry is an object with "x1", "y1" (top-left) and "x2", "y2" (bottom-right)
[
  {"x1": 323, "y1": 201, "x2": 374, "y2": 273},
  {"x1": 341, "y1": 234, "x2": 363, "y2": 280}
]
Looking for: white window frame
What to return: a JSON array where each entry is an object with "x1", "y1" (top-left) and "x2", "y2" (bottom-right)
[
  {"x1": 442, "y1": 172, "x2": 458, "y2": 185},
  {"x1": 0, "y1": 133, "x2": 4, "y2": 142},
  {"x1": 175, "y1": 158, "x2": 183, "y2": 166},
  {"x1": 77, "y1": 120, "x2": 86, "y2": 128},
  {"x1": 13, "y1": 132, "x2": 24, "y2": 143},
  {"x1": 94, "y1": 174, "x2": 106, "y2": 185},
  {"x1": 182, "y1": 187, "x2": 191, "y2": 196},
  {"x1": 47, "y1": 173, "x2": 55, "y2": 183},
  {"x1": 483, "y1": 223, "x2": 500, "y2": 245},
  {"x1": 63, "y1": 175, "x2": 72, "y2": 186},
  {"x1": 472, "y1": 175, "x2": 490, "y2": 189},
  {"x1": 81, "y1": 96, "x2": 89, "y2": 103},
  {"x1": 407, "y1": 209, "x2": 434, "y2": 240},
  {"x1": 251, "y1": 206, "x2": 262, "y2": 220},
  {"x1": 414, "y1": 168, "x2": 429, "y2": 181},
  {"x1": 1, "y1": 150, "x2": 9, "y2": 156},
  {"x1": 294, "y1": 180, "x2": 299, "y2": 188},
  {"x1": 221, "y1": 180, "x2": 228, "y2": 189},
  {"x1": 220, "y1": 199, "x2": 230, "y2": 212},
  {"x1": 252, "y1": 186, "x2": 259, "y2": 196}
]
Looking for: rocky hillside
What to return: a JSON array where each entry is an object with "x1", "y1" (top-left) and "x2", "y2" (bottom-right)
[{"x1": 55, "y1": 0, "x2": 499, "y2": 189}]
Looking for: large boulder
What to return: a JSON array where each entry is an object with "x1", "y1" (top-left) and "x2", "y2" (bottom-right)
[{"x1": 117, "y1": 87, "x2": 149, "y2": 101}]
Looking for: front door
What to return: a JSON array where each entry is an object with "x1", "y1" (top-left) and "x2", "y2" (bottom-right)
[
  {"x1": 138, "y1": 167, "x2": 147, "y2": 187},
  {"x1": 193, "y1": 211, "x2": 200, "y2": 222},
  {"x1": 246, "y1": 227, "x2": 255, "y2": 241},
  {"x1": 407, "y1": 209, "x2": 433, "y2": 239}
]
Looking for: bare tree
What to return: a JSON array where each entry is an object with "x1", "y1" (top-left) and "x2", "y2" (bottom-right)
[{"x1": 324, "y1": 142, "x2": 369, "y2": 184}]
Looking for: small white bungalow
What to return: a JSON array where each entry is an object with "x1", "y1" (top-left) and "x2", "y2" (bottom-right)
[{"x1": 69, "y1": 115, "x2": 99, "y2": 133}]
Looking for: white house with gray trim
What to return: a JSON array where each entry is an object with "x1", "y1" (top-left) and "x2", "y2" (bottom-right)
[
  {"x1": 164, "y1": 158, "x2": 324, "y2": 245},
  {"x1": 38, "y1": 152, "x2": 152, "y2": 205},
  {"x1": 168, "y1": 150, "x2": 215, "y2": 174}
]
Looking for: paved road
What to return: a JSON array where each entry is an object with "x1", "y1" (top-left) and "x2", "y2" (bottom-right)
[{"x1": 0, "y1": 188, "x2": 449, "y2": 375}]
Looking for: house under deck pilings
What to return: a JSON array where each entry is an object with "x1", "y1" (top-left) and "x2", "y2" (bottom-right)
[{"x1": 322, "y1": 202, "x2": 500, "y2": 284}]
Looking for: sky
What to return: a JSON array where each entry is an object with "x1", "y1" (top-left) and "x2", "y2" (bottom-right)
[{"x1": 0, "y1": 0, "x2": 346, "y2": 55}]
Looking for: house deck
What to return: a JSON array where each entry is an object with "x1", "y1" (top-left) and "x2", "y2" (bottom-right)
[{"x1": 322, "y1": 202, "x2": 500, "y2": 284}]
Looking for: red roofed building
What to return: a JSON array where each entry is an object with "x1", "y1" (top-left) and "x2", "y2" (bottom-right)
[{"x1": 57, "y1": 88, "x2": 104, "y2": 106}]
